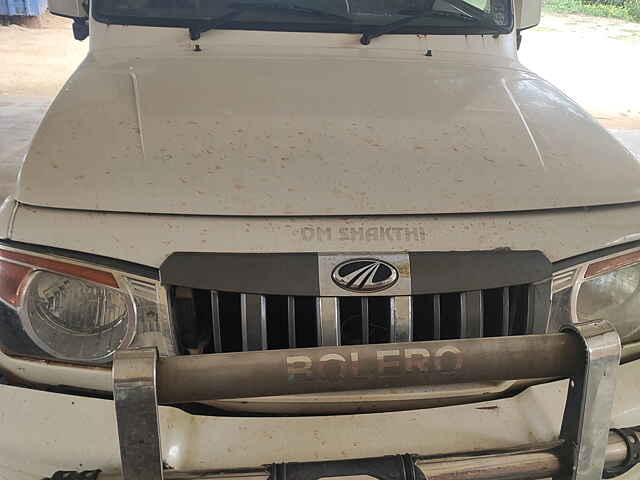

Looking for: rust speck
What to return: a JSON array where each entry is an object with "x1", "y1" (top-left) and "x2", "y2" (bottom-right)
[{"x1": 397, "y1": 263, "x2": 411, "y2": 276}]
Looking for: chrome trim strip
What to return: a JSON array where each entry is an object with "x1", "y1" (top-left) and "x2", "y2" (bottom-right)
[
  {"x1": 135, "y1": 282, "x2": 178, "y2": 357},
  {"x1": 526, "y1": 287, "x2": 536, "y2": 334},
  {"x1": 391, "y1": 296, "x2": 412, "y2": 342},
  {"x1": 287, "y1": 296, "x2": 296, "y2": 348},
  {"x1": 552, "y1": 269, "x2": 577, "y2": 294},
  {"x1": 502, "y1": 287, "x2": 510, "y2": 336},
  {"x1": 460, "y1": 291, "x2": 483, "y2": 338},
  {"x1": 361, "y1": 297, "x2": 370, "y2": 344},
  {"x1": 316, "y1": 297, "x2": 340, "y2": 346},
  {"x1": 241, "y1": 294, "x2": 267, "y2": 351},
  {"x1": 569, "y1": 264, "x2": 590, "y2": 326},
  {"x1": 211, "y1": 292, "x2": 223, "y2": 353},
  {"x1": 433, "y1": 294, "x2": 441, "y2": 340}
]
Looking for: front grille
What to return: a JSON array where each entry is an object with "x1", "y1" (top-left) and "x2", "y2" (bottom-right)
[{"x1": 172, "y1": 286, "x2": 532, "y2": 354}]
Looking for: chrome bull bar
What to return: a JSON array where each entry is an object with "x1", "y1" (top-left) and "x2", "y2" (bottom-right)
[{"x1": 109, "y1": 320, "x2": 626, "y2": 480}]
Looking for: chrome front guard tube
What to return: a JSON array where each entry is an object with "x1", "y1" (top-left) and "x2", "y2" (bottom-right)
[
  {"x1": 557, "y1": 322, "x2": 622, "y2": 480},
  {"x1": 113, "y1": 348, "x2": 164, "y2": 480},
  {"x1": 111, "y1": 320, "x2": 622, "y2": 480}
]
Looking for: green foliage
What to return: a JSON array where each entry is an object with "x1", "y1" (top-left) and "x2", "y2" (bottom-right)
[
  {"x1": 582, "y1": 0, "x2": 625, "y2": 7},
  {"x1": 629, "y1": 0, "x2": 640, "y2": 19},
  {"x1": 544, "y1": 0, "x2": 640, "y2": 21}
]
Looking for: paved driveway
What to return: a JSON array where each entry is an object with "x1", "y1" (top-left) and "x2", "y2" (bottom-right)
[
  {"x1": 0, "y1": 97, "x2": 48, "y2": 199},
  {"x1": 519, "y1": 13, "x2": 640, "y2": 130}
]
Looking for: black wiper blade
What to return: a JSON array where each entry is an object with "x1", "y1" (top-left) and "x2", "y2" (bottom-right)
[
  {"x1": 229, "y1": 1, "x2": 352, "y2": 21},
  {"x1": 360, "y1": 11, "x2": 473, "y2": 44},
  {"x1": 360, "y1": 0, "x2": 503, "y2": 45},
  {"x1": 188, "y1": 9, "x2": 244, "y2": 40},
  {"x1": 189, "y1": 1, "x2": 352, "y2": 40}
]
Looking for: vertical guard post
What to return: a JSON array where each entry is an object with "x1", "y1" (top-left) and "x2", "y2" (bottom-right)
[
  {"x1": 110, "y1": 321, "x2": 622, "y2": 480},
  {"x1": 113, "y1": 348, "x2": 164, "y2": 480},
  {"x1": 557, "y1": 320, "x2": 622, "y2": 480}
]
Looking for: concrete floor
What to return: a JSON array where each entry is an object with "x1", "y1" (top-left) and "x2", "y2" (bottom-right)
[
  {"x1": 1, "y1": 96, "x2": 639, "y2": 202},
  {"x1": 518, "y1": 14, "x2": 640, "y2": 130},
  {"x1": 0, "y1": 97, "x2": 48, "y2": 199}
]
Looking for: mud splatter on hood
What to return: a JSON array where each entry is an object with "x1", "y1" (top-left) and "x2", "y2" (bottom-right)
[{"x1": 17, "y1": 54, "x2": 639, "y2": 215}]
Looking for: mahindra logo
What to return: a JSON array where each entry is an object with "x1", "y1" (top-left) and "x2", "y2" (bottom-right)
[{"x1": 331, "y1": 258, "x2": 398, "y2": 293}]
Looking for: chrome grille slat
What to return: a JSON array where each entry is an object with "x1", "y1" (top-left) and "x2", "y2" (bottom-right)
[
  {"x1": 460, "y1": 290, "x2": 483, "y2": 338},
  {"x1": 179, "y1": 285, "x2": 534, "y2": 354},
  {"x1": 210, "y1": 291, "x2": 223, "y2": 353},
  {"x1": 502, "y1": 287, "x2": 510, "y2": 336},
  {"x1": 391, "y1": 296, "x2": 412, "y2": 342},
  {"x1": 526, "y1": 287, "x2": 536, "y2": 334},
  {"x1": 361, "y1": 298, "x2": 370, "y2": 344},
  {"x1": 240, "y1": 294, "x2": 267, "y2": 351},
  {"x1": 287, "y1": 296, "x2": 296, "y2": 348},
  {"x1": 433, "y1": 294, "x2": 441, "y2": 340},
  {"x1": 316, "y1": 297, "x2": 340, "y2": 346}
]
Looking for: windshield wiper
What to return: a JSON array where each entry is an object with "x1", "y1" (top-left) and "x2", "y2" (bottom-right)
[
  {"x1": 188, "y1": 2, "x2": 352, "y2": 40},
  {"x1": 360, "y1": 0, "x2": 504, "y2": 45},
  {"x1": 188, "y1": 9, "x2": 243, "y2": 39}
]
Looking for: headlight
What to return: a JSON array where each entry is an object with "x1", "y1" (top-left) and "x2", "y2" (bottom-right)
[
  {"x1": 21, "y1": 271, "x2": 135, "y2": 362},
  {"x1": 551, "y1": 247, "x2": 640, "y2": 345},
  {"x1": 0, "y1": 247, "x2": 177, "y2": 364}
]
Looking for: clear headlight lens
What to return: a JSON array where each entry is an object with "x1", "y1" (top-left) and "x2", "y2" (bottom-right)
[
  {"x1": 552, "y1": 248, "x2": 640, "y2": 345},
  {"x1": 576, "y1": 263, "x2": 640, "y2": 343},
  {"x1": 21, "y1": 271, "x2": 135, "y2": 362}
]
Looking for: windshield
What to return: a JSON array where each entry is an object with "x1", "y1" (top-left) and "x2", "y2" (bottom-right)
[{"x1": 94, "y1": 0, "x2": 512, "y2": 36}]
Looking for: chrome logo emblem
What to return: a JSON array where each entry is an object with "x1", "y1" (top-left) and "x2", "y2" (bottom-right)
[{"x1": 331, "y1": 259, "x2": 399, "y2": 293}]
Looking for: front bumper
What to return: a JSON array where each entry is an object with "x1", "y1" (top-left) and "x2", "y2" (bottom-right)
[
  {"x1": 0, "y1": 330, "x2": 640, "y2": 480},
  {"x1": 1, "y1": 359, "x2": 639, "y2": 479},
  {"x1": 1, "y1": 322, "x2": 639, "y2": 480}
]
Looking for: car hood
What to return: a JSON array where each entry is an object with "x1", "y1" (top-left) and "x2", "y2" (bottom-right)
[{"x1": 17, "y1": 48, "x2": 640, "y2": 216}]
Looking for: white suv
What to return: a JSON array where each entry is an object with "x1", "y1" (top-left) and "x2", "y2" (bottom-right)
[{"x1": 1, "y1": 0, "x2": 639, "y2": 478}]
